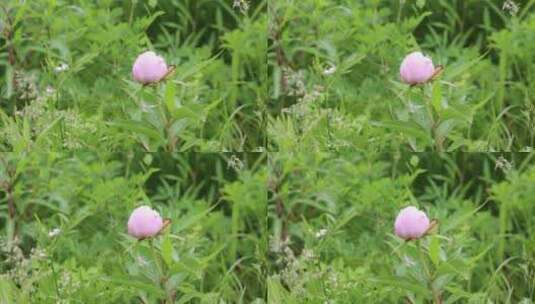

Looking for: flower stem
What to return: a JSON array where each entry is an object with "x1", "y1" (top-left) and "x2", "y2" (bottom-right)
[
  {"x1": 417, "y1": 240, "x2": 441, "y2": 303},
  {"x1": 149, "y1": 240, "x2": 164, "y2": 280}
]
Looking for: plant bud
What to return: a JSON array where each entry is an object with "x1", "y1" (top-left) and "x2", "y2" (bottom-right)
[
  {"x1": 127, "y1": 205, "x2": 164, "y2": 239},
  {"x1": 132, "y1": 51, "x2": 169, "y2": 84},
  {"x1": 394, "y1": 206, "x2": 430, "y2": 240},
  {"x1": 399, "y1": 51, "x2": 435, "y2": 85}
]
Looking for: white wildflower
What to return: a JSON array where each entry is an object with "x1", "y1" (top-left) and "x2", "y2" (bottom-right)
[
  {"x1": 233, "y1": 0, "x2": 250, "y2": 14},
  {"x1": 323, "y1": 63, "x2": 337, "y2": 76},
  {"x1": 502, "y1": 0, "x2": 519, "y2": 16},
  {"x1": 227, "y1": 155, "x2": 244, "y2": 171},
  {"x1": 315, "y1": 228, "x2": 328, "y2": 239},
  {"x1": 48, "y1": 228, "x2": 61, "y2": 238},
  {"x1": 46, "y1": 86, "x2": 55, "y2": 95},
  {"x1": 54, "y1": 63, "x2": 69, "y2": 73}
]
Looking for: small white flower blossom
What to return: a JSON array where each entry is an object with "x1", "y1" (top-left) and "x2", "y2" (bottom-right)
[
  {"x1": 54, "y1": 63, "x2": 69, "y2": 73},
  {"x1": 46, "y1": 86, "x2": 55, "y2": 95},
  {"x1": 315, "y1": 228, "x2": 328, "y2": 239},
  {"x1": 227, "y1": 155, "x2": 244, "y2": 171},
  {"x1": 233, "y1": 0, "x2": 250, "y2": 14},
  {"x1": 502, "y1": 0, "x2": 519, "y2": 16},
  {"x1": 323, "y1": 63, "x2": 337, "y2": 76},
  {"x1": 48, "y1": 228, "x2": 61, "y2": 238}
]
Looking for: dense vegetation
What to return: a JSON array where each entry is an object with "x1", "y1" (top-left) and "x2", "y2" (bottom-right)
[
  {"x1": 268, "y1": 0, "x2": 535, "y2": 151},
  {"x1": 1, "y1": 0, "x2": 267, "y2": 151},
  {"x1": 1, "y1": 0, "x2": 535, "y2": 303},
  {"x1": 268, "y1": 152, "x2": 535, "y2": 302},
  {"x1": 1, "y1": 151, "x2": 267, "y2": 303}
]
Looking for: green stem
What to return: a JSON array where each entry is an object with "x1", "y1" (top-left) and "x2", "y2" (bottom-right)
[
  {"x1": 497, "y1": 51, "x2": 507, "y2": 118},
  {"x1": 397, "y1": 0, "x2": 404, "y2": 23},
  {"x1": 417, "y1": 241, "x2": 441, "y2": 303},
  {"x1": 50, "y1": 259, "x2": 61, "y2": 300},
  {"x1": 129, "y1": 0, "x2": 137, "y2": 26},
  {"x1": 417, "y1": 240, "x2": 431, "y2": 279},
  {"x1": 423, "y1": 90, "x2": 443, "y2": 152},
  {"x1": 150, "y1": 240, "x2": 164, "y2": 280},
  {"x1": 148, "y1": 240, "x2": 171, "y2": 303},
  {"x1": 230, "y1": 201, "x2": 240, "y2": 263}
]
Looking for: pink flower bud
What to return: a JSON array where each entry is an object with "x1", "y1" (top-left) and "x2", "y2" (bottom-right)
[
  {"x1": 399, "y1": 52, "x2": 435, "y2": 85},
  {"x1": 127, "y1": 205, "x2": 163, "y2": 239},
  {"x1": 394, "y1": 206, "x2": 430, "y2": 240},
  {"x1": 132, "y1": 51, "x2": 169, "y2": 84}
]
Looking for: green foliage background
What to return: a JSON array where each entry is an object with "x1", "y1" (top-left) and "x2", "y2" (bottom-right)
[
  {"x1": 268, "y1": 0, "x2": 535, "y2": 151},
  {"x1": 268, "y1": 151, "x2": 535, "y2": 302},
  {"x1": 1, "y1": 151, "x2": 267, "y2": 303},
  {"x1": 1, "y1": 0, "x2": 267, "y2": 151},
  {"x1": 1, "y1": 0, "x2": 535, "y2": 303}
]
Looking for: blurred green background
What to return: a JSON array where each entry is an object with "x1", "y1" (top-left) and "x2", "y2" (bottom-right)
[{"x1": 1, "y1": 0, "x2": 267, "y2": 151}]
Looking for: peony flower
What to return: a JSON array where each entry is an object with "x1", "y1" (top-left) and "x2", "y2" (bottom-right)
[
  {"x1": 394, "y1": 206, "x2": 430, "y2": 240},
  {"x1": 399, "y1": 51, "x2": 435, "y2": 85},
  {"x1": 132, "y1": 51, "x2": 169, "y2": 84},
  {"x1": 127, "y1": 205, "x2": 164, "y2": 239}
]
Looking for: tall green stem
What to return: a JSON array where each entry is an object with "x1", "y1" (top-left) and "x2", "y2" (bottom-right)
[
  {"x1": 150, "y1": 240, "x2": 164, "y2": 280},
  {"x1": 417, "y1": 241, "x2": 441, "y2": 304}
]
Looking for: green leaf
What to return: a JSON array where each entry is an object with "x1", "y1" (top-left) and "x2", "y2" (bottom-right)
[
  {"x1": 429, "y1": 235, "x2": 440, "y2": 267},
  {"x1": 416, "y1": 0, "x2": 426, "y2": 9},
  {"x1": 104, "y1": 276, "x2": 166, "y2": 298},
  {"x1": 377, "y1": 120, "x2": 433, "y2": 145},
  {"x1": 373, "y1": 276, "x2": 431, "y2": 298},
  {"x1": 109, "y1": 120, "x2": 165, "y2": 143},
  {"x1": 161, "y1": 236, "x2": 174, "y2": 267},
  {"x1": 431, "y1": 82, "x2": 442, "y2": 113},
  {"x1": 435, "y1": 119, "x2": 457, "y2": 139},
  {"x1": 164, "y1": 82, "x2": 177, "y2": 113}
]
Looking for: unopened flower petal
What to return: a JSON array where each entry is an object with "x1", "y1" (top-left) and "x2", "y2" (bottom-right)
[
  {"x1": 127, "y1": 205, "x2": 164, "y2": 239},
  {"x1": 394, "y1": 206, "x2": 430, "y2": 240},
  {"x1": 399, "y1": 52, "x2": 435, "y2": 85},
  {"x1": 132, "y1": 51, "x2": 169, "y2": 84}
]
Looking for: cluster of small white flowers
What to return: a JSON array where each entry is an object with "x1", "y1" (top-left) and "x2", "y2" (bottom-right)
[
  {"x1": 46, "y1": 85, "x2": 56, "y2": 95},
  {"x1": 269, "y1": 235, "x2": 288, "y2": 254},
  {"x1": 495, "y1": 156, "x2": 513, "y2": 173},
  {"x1": 14, "y1": 70, "x2": 38, "y2": 100},
  {"x1": 14, "y1": 90, "x2": 97, "y2": 149},
  {"x1": 58, "y1": 270, "x2": 81, "y2": 297},
  {"x1": 61, "y1": 109, "x2": 98, "y2": 149},
  {"x1": 48, "y1": 227, "x2": 61, "y2": 238},
  {"x1": 1, "y1": 237, "x2": 47, "y2": 294},
  {"x1": 232, "y1": 0, "x2": 250, "y2": 14},
  {"x1": 322, "y1": 63, "x2": 337, "y2": 76},
  {"x1": 502, "y1": 0, "x2": 519, "y2": 16},
  {"x1": 227, "y1": 155, "x2": 244, "y2": 171},
  {"x1": 315, "y1": 228, "x2": 328, "y2": 239},
  {"x1": 54, "y1": 62, "x2": 70, "y2": 73},
  {"x1": 279, "y1": 246, "x2": 323, "y2": 297},
  {"x1": 283, "y1": 67, "x2": 307, "y2": 97},
  {"x1": 281, "y1": 85, "x2": 323, "y2": 119},
  {"x1": 30, "y1": 247, "x2": 48, "y2": 260}
]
